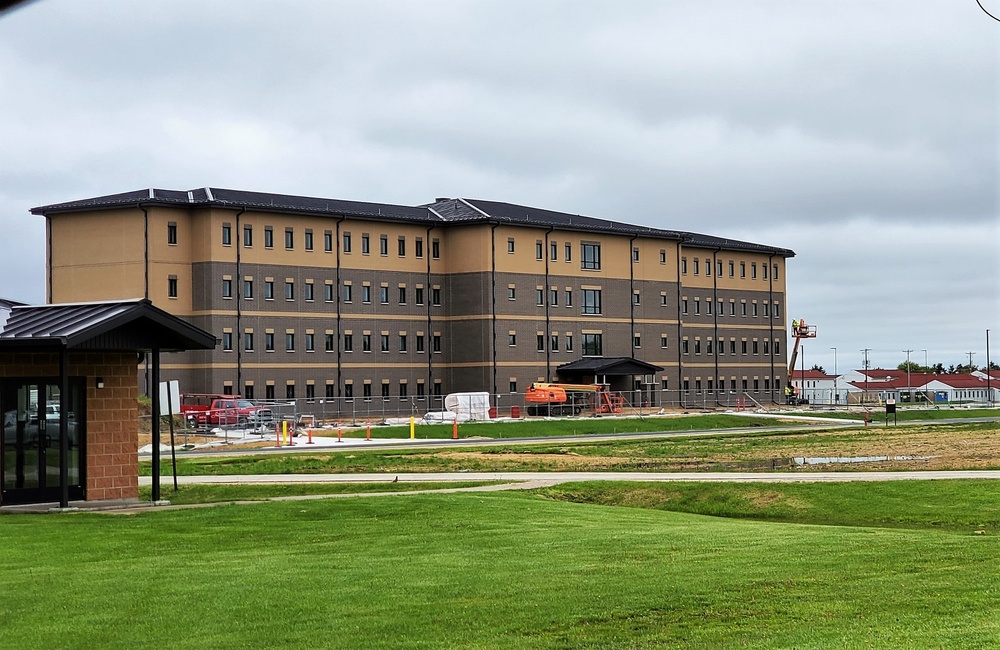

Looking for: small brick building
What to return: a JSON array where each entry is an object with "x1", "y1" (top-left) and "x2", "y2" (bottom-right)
[{"x1": 0, "y1": 299, "x2": 215, "y2": 507}]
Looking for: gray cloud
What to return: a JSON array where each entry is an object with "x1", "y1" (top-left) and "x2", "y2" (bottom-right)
[{"x1": 0, "y1": 0, "x2": 996, "y2": 368}]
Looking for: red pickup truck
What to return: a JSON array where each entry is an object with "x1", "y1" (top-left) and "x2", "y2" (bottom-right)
[{"x1": 180, "y1": 394, "x2": 272, "y2": 428}]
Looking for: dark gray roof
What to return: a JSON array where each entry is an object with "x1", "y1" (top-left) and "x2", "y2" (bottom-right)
[
  {"x1": 557, "y1": 357, "x2": 665, "y2": 376},
  {"x1": 0, "y1": 298, "x2": 217, "y2": 352},
  {"x1": 32, "y1": 187, "x2": 794, "y2": 256}
]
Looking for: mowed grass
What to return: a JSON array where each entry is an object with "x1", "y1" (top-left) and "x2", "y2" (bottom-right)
[
  {"x1": 138, "y1": 481, "x2": 502, "y2": 504},
  {"x1": 2, "y1": 485, "x2": 999, "y2": 648}
]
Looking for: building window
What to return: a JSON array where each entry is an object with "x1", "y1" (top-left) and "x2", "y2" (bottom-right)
[
  {"x1": 379, "y1": 234, "x2": 388, "y2": 256},
  {"x1": 682, "y1": 339, "x2": 689, "y2": 354},
  {"x1": 682, "y1": 299, "x2": 688, "y2": 314},
  {"x1": 693, "y1": 258, "x2": 699, "y2": 275},
  {"x1": 508, "y1": 333, "x2": 517, "y2": 347},
  {"x1": 265, "y1": 333, "x2": 275, "y2": 352},
  {"x1": 730, "y1": 339, "x2": 737, "y2": 354},
  {"x1": 762, "y1": 264, "x2": 768, "y2": 280},
  {"x1": 343, "y1": 232, "x2": 352, "y2": 253},
  {"x1": 285, "y1": 228, "x2": 294, "y2": 250},
  {"x1": 551, "y1": 334, "x2": 559, "y2": 352},
  {"x1": 362, "y1": 285, "x2": 371, "y2": 303},
  {"x1": 661, "y1": 335, "x2": 668, "y2": 348},
  {"x1": 343, "y1": 283, "x2": 352, "y2": 302},
  {"x1": 741, "y1": 340, "x2": 748, "y2": 354},
  {"x1": 398, "y1": 334, "x2": 408, "y2": 352},
  {"x1": 432, "y1": 239, "x2": 440, "y2": 259},
  {"x1": 694, "y1": 339, "x2": 701, "y2": 354},
  {"x1": 363, "y1": 333, "x2": 372, "y2": 352},
  {"x1": 507, "y1": 237, "x2": 515, "y2": 253},
  {"x1": 536, "y1": 334, "x2": 545, "y2": 352},
  {"x1": 706, "y1": 300, "x2": 713, "y2": 315},
  {"x1": 305, "y1": 282, "x2": 314, "y2": 302},
  {"x1": 265, "y1": 385, "x2": 274, "y2": 400},
  {"x1": 305, "y1": 333, "x2": 314, "y2": 352},
  {"x1": 244, "y1": 384, "x2": 254, "y2": 399},
  {"x1": 167, "y1": 222, "x2": 177, "y2": 245},
  {"x1": 660, "y1": 249, "x2": 666, "y2": 264},
  {"x1": 325, "y1": 283, "x2": 334, "y2": 302},
  {"x1": 415, "y1": 237, "x2": 424, "y2": 258},
  {"x1": 432, "y1": 334, "x2": 442, "y2": 353},
  {"x1": 415, "y1": 287, "x2": 424, "y2": 305},
  {"x1": 509, "y1": 381, "x2": 517, "y2": 393},
  {"x1": 285, "y1": 281, "x2": 295, "y2": 301},
  {"x1": 740, "y1": 261, "x2": 746, "y2": 278},
  {"x1": 535, "y1": 240, "x2": 543, "y2": 260},
  {"x1": 222, "y1": 278, "x2": 232, "y2": 299},
  {"x1": 660, "y1": 293, "x2": 667, "y2": 307},
  {"x1": 706, "y1": 339, "x2": 713, "y2": 354},
  {"x1": 730, "y1": 301, "x2": 736, "y2": 316},
  {"x1": 244, "y1": 332, "x2": 254, "y2": 352},
  {"x1": 549, "y1": 289, "x2": 558, "y2": 306},
  {"x1": 304, "y1": 229, "x2": 313, "y2": 251},
  {"x1": 773, "y1": 264, "x2": 779, "y2": 279},
  {"x1": 681, "y1": 257, "x2": 687, "y2": 274},
  {"x1": 694, "y1": 300, "x2": 700, "y2": 315},
  {"x1": 432, "y1": 288, "x2": 441, "y2": 306},
  {"x1": 633, "y1": 334, "x2": 641, "y2": 348},
  {"x1": 535, "y1": 289, "x2": 544, "y2": 306},
  {"x1": 416, "y1": 334, "x2": 425, "y2": 353},
  {"x1": 222, "y1": 223, "x2": 232, "y2": 246},
  {"x1": 263, "y1": 280, "x2": 273, "y2": 300},
  {"x1": 582, "y1": 289, "x2": 602, "y2": 315},
  {"x1": 752, "y1": 302, "x2": 758, "y2": 317},
  {"x1": 167, "y1": 276, "x2": 178, "y2": 298},
  {"x1": 581, "y1": 243, "x2": 601, "y2": 270},
  {"x1": 565, "y1": 334, "x2": 573, "y2": 352},
  {"x1": 379, "y1": 286, "x2": 389, "y2": 304},
  {"x1": 717, "y1": 260, "x2": 723, "y2": 277},
  {"x1": 285, "y1": 333, "x2": 295, "y2": 351},
  {"x1": 632, "y1": 247, "x2": 639, "y2": 262},
  {"x1": 752, "y1": 340, "x2": 759, "y2": 354},
  {"x1": 398, "y1": 287, "x2": 407, "y2": 304},
  {"x1": 342, "y1": 383, "x2": 351, "y2": 400},
  {"x1": 305, "y1": 384, "x2": 315, "y2": 401},
  {"x1": 222, "y1": 332, "x2": 233, "y2": 351},
  {"x1": 380, "y1": 334, "x2": 390, "y2": 352},
  {"x1": 564, "y1": 290, "x2": 572, "y2": 307},
  {"x1": 508, "y1": 286, "x2": 516, "y2": 300},
  {"x1": 752, "y1": 262, "x2": 758, "y2": 279},
  {"x1": 264, "y1": 226, "x2": 274, "y2": 249},
  {"x1": 551, "y1": 241, "x2": 558, "y2": 261},
  {"x1": 399, "y1": 382, "x2": 408, "y2": 399},
  {"x1": 244, "y1": 225, "x2": 253, "y2": 247},
  {"x1": 331, "y1": 333, "x2": 341, "y2": 352},
  {"x1": 728, "y1": 260, "x2": 734, "y2": 277},
  {"x1": 582, "y1": 333, "x2": 602, "y2": 356},
  {"x1": 286, "y1": 384, "x2": 296, "y2": 399},
  {"x1": 741, "y1": 301, "x2": 747, "y2": 317},
  {"x1": 361, "y1": 233, "x2": 370, "y2": 255},
  {"x1": 363, "y1": 383, "x2": 371, "y2": 401},
  {"x1": 398, "y1": 236, "x2": 406, "y2": 257},
  {"x1": 325, "y1": 230, "x2": 333, "y2": 252},
  {"x1": 633, "y1": 291, "x2": 640, "y2": 305},
  {"x1": 381, "y1": 383, "x2": 390, "y2": 401}
]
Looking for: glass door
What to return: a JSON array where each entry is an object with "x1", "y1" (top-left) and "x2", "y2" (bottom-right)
[{"x1": 1, "y1": 378, "x2": 85, "y2": 505}]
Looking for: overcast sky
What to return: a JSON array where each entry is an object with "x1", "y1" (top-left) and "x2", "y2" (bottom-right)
[{"x1": 1, "y1": 0, "x2": 997, "y2": 373}]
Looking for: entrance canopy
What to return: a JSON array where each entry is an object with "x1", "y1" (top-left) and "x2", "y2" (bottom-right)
[
  {"x1": 0, "y1": 298, "x2": 216, "y2": 352},
  {"x1": 556, "y1": 357, "x2": 664, "y2": 378}
]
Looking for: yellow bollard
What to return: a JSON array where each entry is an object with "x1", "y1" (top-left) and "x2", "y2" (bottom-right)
[
  {"x1": 282, "y1": 420, "x2": 288, "y2": 446},
  {"x1": 410, "y1": 415, "x2": 415, "y2": 439}
]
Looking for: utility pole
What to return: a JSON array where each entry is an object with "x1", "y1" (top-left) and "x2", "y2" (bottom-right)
[
  {"x1": 861, "y1": 349, "x2": 871, "y2": 405},
  {"x1": 830, "y1": 347, "x2": 838, "y2": 406},
  {"x1": 903, "y1": 349, "x2": 912, "y2": 403},
  {"x1": 967, "y1": 351, "x2": 976, "y2": 371},
  {"x1": 988, "y1": 329, "x2": 992, "y2": 405}
]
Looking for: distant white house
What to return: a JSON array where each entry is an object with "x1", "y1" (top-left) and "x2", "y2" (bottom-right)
[
  {"x1": 789, "y1": 369, "x2": 845, "y2": 405},
  {"x1": 842, "y1": 368, "x2": 998, "y2": 405}
]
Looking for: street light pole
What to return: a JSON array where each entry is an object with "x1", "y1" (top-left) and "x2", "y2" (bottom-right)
[
  {"x1": 830, "y1": 347, "x2": 837, "y2": 405},
  {"x1": 861, "y1": 349, "x2": 871, "y2": 406},
  {"x1": 988, "y1": 329, "x2": 992, "y2": 405}
]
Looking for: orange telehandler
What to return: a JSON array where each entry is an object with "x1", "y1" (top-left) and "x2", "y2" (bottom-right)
[{"x1": 524, "y1": 383, "x2": 625, "y2": 416}]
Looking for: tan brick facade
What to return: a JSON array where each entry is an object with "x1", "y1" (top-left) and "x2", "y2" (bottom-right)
[{"x1": 0, "y1": 351, "x2": 139, "y2": 501}]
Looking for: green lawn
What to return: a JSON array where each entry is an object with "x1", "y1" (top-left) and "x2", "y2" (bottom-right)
[
  {"x1": 139, "y1": 481, "x2": 502, "y2": 504},
  {"x1": 796, "y1": 407, "x2": 998, "y2": 421},
  {"x1": 2, "y1": 484, "x2": 998, "y2": 648}
]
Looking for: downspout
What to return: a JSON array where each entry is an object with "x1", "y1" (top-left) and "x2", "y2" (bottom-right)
[
  {"x1": 334, "y1": 216, "x2": 345, "y2": 396},
  {"x1": 544, "y1": 226, "x2": 554, "y2": 381},
  {"x1": 712, "y1": 247, "x2": 721, "y2": 407},
  {"x1": 490, "y1": 222, "x2": 499, "y2": 397},
  {"x1": 234, "y1": 207, "x2": 245, "y2": 396},
  {"x1": 676, "y1": 240, "x2": 685, "y2": 408},
  {"x1": 768, "y1": 253, "x2": 775, "y2": 404},
  {"x1": 629, "y1": 234, "x2": 637, "y2": 361},
  {"x1": 141, "y1": 205, "x2": 149, "y2": 300},
  {"x1": 45, "y1": 216, "x2": 53, "y2": 303},
  {"x1": 425, "y1": 225, "x2": 435, "y2": 395}
]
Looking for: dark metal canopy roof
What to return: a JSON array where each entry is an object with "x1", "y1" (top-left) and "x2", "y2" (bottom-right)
[
  {"x1": 0, "y1": 298, "x2": 217, "y2": 352},
  {"x1": 557, "y1": 357, "x2": 665, "y2": 376},
  {"x1": 31, "y1": 187, "x2": 794, "y2": 257}
]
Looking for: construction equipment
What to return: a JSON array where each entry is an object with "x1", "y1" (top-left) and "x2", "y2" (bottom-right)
[
  {"x1": 524, "y1": 383, "x2": 625, "y2": 416},
  {"x1": 785, "y1": 319, "x2": 817, "y2": 405}
]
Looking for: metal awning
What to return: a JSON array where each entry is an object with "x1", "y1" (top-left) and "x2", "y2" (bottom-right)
[{"x1": 556, "y1": 357, "x2": 664, "y2": 376}]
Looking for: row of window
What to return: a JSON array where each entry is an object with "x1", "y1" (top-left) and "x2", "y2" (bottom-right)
[
  {"x1": 220, "y1": 277, "x2": 442, "y2": 306},
  {"x1": 681, "y1": 297, "x2": 781, "y2": 318},
  {"x1": 672, "y1": 377, "x2": 785, "y2": 393},
  {"x1": 680, "y1": 338, "x2": 781, "y2": 356},
  {"x1": 166, "y1": 221, "x2": 442, "y2": 259},
  {"x1": 221, "y1": 331, "x2": 443, "y2": 354},
  {"x1": 681, "y1": 256, "x2": 779, "y2": 281},
  {"x1": 237, "y1": 381, "x2": 444, "y2": 401}
]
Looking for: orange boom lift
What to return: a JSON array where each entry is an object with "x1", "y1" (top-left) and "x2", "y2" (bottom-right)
[{"x1": 524, "y1": 383, "x2": 625, "y2": 416}]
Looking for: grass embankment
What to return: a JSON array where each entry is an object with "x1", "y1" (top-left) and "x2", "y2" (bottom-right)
[
  {"x1": 799, "y1": 407, "x2": 997, "y2": 421},
  {"x1": 143, "y1": 419, "x2": 1000, "y2": 476},
  {"x1": 3, "y1": 484, "x2": 999, "y2": 648}
]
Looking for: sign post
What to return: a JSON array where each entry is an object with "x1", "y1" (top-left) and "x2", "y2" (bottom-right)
[
  {"x1": 158, "y1": 380, "x2": 181, "y2": 491},
  {"x1": 885, "y1": 398, "x2": 896, "y2": 426}
]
